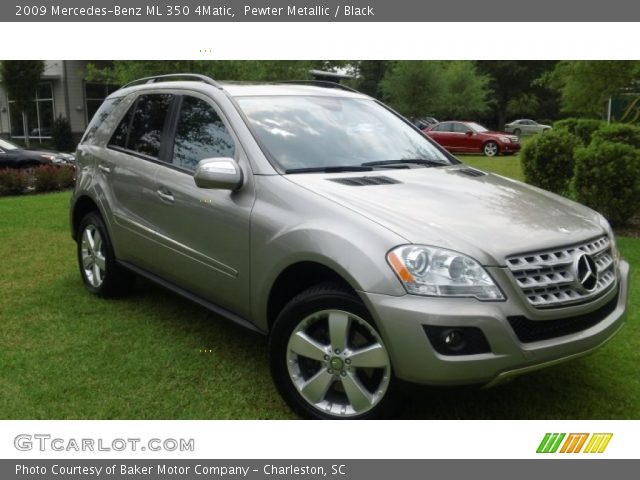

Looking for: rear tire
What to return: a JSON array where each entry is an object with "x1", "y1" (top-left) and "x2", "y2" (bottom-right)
[
  {"x1": 269, "y1": 282, "x2": 396, "y2": 419},
  {"x1": 77, "y1": 212, "x2": 134, "y2": 297},
  {"x1": 513, "y1": 128, "x2": 521, "y2": 136}
]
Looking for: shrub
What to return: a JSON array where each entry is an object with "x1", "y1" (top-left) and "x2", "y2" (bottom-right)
[
  {"x1": 521, "y1": 129, "x2": 580, "y2": 195},
  {"x1": 0, "y1": 168, "x2": 29, "y2": 196},
  {"x1": 591, "y1": 122, "x2": 640, "y2": 149},
  {"x1": 51, "y1": 115, "x2": 76, "y2": 152},
  {"x1": 33, "y1": 165, "x2": 61, "y2": 192},
  {"x1": 574, "y1": 141, "x2": 640, "y2": 226},
  {"x1": 554, "y1": 118, "x2": 605, "y2": 145},
  {"x1": 56, "y1": 165, "x2": 76, "y2": 189}
]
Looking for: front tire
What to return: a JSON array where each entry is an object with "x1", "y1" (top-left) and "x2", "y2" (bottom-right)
[
  {"x1": 269, "y1": 282, "x2": 395, "y2": 419},
  {"x1": 483, "y1": 141, "x2": 499, "y2": 157},
  {"x1": 77, "y1": 212, "x2": 134, "y2": 297},
  {"x1": 513, "y1": 128, "x2": 521, "y2": 136}
]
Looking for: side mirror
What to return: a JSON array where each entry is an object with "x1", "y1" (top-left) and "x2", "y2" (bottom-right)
[
  {"x1": 193, "y1": 157, "x2": 243, "y2": 191},
  {"x1": 465, "y1": 130, "x2": 473, "y2": 136}
]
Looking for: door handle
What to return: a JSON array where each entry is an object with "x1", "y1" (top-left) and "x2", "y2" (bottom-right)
[
  {"x1": 156, "y1": 188, "x2": 175, "y2": 204},
  {"x1": 98, "y1": 163, "x2": 111, "y2": 174}
]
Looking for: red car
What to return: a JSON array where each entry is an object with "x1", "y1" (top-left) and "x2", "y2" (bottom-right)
[{"x1": 423, "y1": 121, "x2": 520, "y2": 157}]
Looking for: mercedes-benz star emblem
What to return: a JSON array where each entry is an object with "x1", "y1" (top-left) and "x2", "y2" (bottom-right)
[{"x1": 574, "y1": 253, "x2": 598, "y2": 292}]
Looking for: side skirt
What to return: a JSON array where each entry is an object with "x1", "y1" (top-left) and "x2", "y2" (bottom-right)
[{"x1": 117, "y1": 260, "x2": 265, "y2": 335}]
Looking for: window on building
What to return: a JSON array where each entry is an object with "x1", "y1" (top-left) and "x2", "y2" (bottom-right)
[
  {"x1": 85, "y1": 82, "x2": 120, "y2": 124},
  {"x1": 8, "y1": 82, "x2": 54, "y2": 140}
]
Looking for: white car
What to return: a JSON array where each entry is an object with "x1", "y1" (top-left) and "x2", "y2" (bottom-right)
[{"x1": 504, "y1": 119, "x2": 551, "y2": 136}]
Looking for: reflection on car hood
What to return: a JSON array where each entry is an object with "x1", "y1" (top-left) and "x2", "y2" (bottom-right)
[{"x1": 285, "y1": 166, "x2": 604, "y2": 265}]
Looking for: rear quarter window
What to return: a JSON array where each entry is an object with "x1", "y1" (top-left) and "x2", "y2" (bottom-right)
[{"x1": 80, "y1": 97, "x2": 122, "y2": 145}]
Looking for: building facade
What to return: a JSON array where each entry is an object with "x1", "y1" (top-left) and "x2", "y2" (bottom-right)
[{"x1": 0, "y1": 60, "x2": 117, "y2": 143}]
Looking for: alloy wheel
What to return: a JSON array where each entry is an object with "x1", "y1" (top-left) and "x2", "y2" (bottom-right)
[
  {"x1": 80, "y1": 224, "x2": 106, "y2": 288},
  {"x1": 484, "y1": 142, "x2": 498, "y2": 157},
  {"x1": 286, "y1": 309, "x2": 391, "y2": 417}
]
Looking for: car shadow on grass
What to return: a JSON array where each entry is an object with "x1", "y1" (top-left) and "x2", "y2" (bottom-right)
[{"x1": 124, "y1": 277, "x2": 629, "y2": 420}]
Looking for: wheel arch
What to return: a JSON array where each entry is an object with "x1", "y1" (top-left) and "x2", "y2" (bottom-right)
[
  {"x1": 266, "y1": 261, "x2": 359, "y2": 332},
  {"x1": 71, "y1": 194, "x2": 105, "y2": 241}
]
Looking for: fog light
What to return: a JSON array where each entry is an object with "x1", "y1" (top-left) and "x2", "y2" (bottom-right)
[
  {"x1": 442, "y1": 329, "x2": 466, "y2": 351},
  {"x1": 423, "y1": 325, "x2": 491, "y2": 356}
]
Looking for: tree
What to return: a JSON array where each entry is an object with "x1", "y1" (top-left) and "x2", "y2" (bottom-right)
[
  {"x1": 351, "y1": 61, "x2": 388, "y2": 98},
  {"x1": 550, "y1": 61, "x2": 640, "y2": 117},
  {"x1": 85, "y1": 60, "x2": 345, "y2": 85},
  {"x1": 0, "y1": 61, "x2": 44, "y2": 148},
  {"x1": 381, "y1": 61, "x2": 446, "y2": 119},
  {"x1": 380, "y1": 61, "x2": 490, "y2": 120},
  {"x1": 51, "y1": 115, "x2": 75, "y2": 152},
  {"x1": 475, "y1": 61, "x2": 558, "y2": 129},
  {"x1": 440, "y1": 61, "x2": 491, "y2": 119}
]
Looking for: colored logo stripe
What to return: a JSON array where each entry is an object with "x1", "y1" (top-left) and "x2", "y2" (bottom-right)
[
  {"x1": 537, "y1": 433, "x2": 566, "y2": 453},
  {"x1": 560, "y1": 433, "x2": 589, "y2": 453},
  {"x1": 537, "y1": 433, "x2": 613, "y2": 453},
  {"x1": 583, "y1": 433, "x2": 613, "y2": 453}
]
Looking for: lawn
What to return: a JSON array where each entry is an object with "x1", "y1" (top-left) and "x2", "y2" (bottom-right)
[
  {"x1": 462, "y1": 154, "x2": 525, "y2": 182},
  {"x1": 0, "y1": 167, "x2": 638, "y2": 419}
]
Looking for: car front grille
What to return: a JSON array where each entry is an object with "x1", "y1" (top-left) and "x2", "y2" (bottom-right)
[
  {"x1": 506, "y1": 236, "x2": 616, "y2": 308},
  {"x1": 507, "y1": 291, "x2": 619, "y2": 343}
]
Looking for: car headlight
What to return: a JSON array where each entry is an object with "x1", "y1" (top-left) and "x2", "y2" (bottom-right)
[
  {"x1": 598, "y1": 215, "x2": 620, "y2": 266},
  {"x1": 499, "y1": 136, "x2": 510, "y2": 143},
  {"x1": 40, "y1": 154, "x2": 56, "y2": 162},
  {"x1": 387, "y1": 245, "x2": 505, "y2": 300}
]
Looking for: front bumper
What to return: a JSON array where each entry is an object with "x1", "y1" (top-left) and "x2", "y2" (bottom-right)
[
  {"x1": 359, "y1": 260, "x2": 629, "y2": 387},
  {"x1": 500, "y1": 142, "x2": 521, "y2": 154}
]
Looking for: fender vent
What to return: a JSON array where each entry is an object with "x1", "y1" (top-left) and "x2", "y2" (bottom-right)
[
  {"x1": 457, "y1": 168, "x2": 487, "y2": 177},
  {"x1": 328, "y1": 176, "x2": 401, "y2": 186}
]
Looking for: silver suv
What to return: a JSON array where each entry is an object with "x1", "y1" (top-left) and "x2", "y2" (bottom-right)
[{"x1": 71, "y1": 74, "x2": 630, "y2": 419}]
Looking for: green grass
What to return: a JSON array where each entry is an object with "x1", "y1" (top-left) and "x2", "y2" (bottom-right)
[
  {"x1": 460, "y1": 154, "x2": 525, "y2": 182},
  {"x1": 0, "y1": 180, "x2": 638, "y2": 419}
]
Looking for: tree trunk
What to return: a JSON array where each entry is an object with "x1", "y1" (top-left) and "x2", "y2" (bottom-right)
[
  {"x1": 497, "y1": 104, "x2": 507, "y2": 132},
  {"x1": 22, "y1": 111, "x2": 30, "y2": 148}
]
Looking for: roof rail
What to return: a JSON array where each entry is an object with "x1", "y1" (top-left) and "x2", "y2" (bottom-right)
[
  {"x1": 278, "y1": 80, "x2": 361, "y2": 94},
  {"x1": 121, "y1": 73, "x2": 223, "y2": 90}
]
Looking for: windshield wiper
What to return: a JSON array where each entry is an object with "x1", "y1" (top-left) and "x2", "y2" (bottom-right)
[
  {"x1": 361, "y1": 159, "x2": 447, "y2": 167},
  {"x1": 285, "y1": 166, "x2": 374, "y2": 174}
]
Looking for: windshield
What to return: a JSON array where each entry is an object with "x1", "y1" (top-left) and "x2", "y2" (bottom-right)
[
  {"x1": 467, "y1": 122, "x2": 489, "y2": 133},
  {"x1": 0, "y1": 138, "x2": 19, "y2": 150},
  {"x1": 236, "y1": 96, "x2": 454, "y2": 171}
]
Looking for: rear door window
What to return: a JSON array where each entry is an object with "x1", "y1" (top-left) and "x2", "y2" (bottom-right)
[
  {"x1": 435, "y1": 123, "x2": 452, "y2": 132},
  {"x1": 109, "y1": 94, "x2": 174, "y2": 159}
]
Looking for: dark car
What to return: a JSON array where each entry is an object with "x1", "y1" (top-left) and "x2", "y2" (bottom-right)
[
  {"x1": 0, "y1": 138, "x2": 75, "y2": 169},
  {"x1": 424, "y1": 121, "x2": 520, "y2": 157},
  {"x1": 413, "y1": 116, "x2": 438, "y2": 130}
]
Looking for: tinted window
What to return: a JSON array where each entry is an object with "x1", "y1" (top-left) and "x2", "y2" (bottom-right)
[
  {"x1": 110, "y1": 94, "x2": 173, "y2": 158},
  {"x1": 452, "y1": 123, "x2": 470, "y2": 133},
  {"x1": 172, "y1": 96, "x2": 235, "y2": 171},
  {"x1": 109, "y1": 105, "x2": 132, "y2": 148},
  {"x1": 434, "y1": 123, "x2": 452, "y2": 132},
  {"x1": 128, "y1": 94, "x2": 173, "y2": 158},
  {"x1": 82, "y1": 97, "x2": 121, "y2": 145}
]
